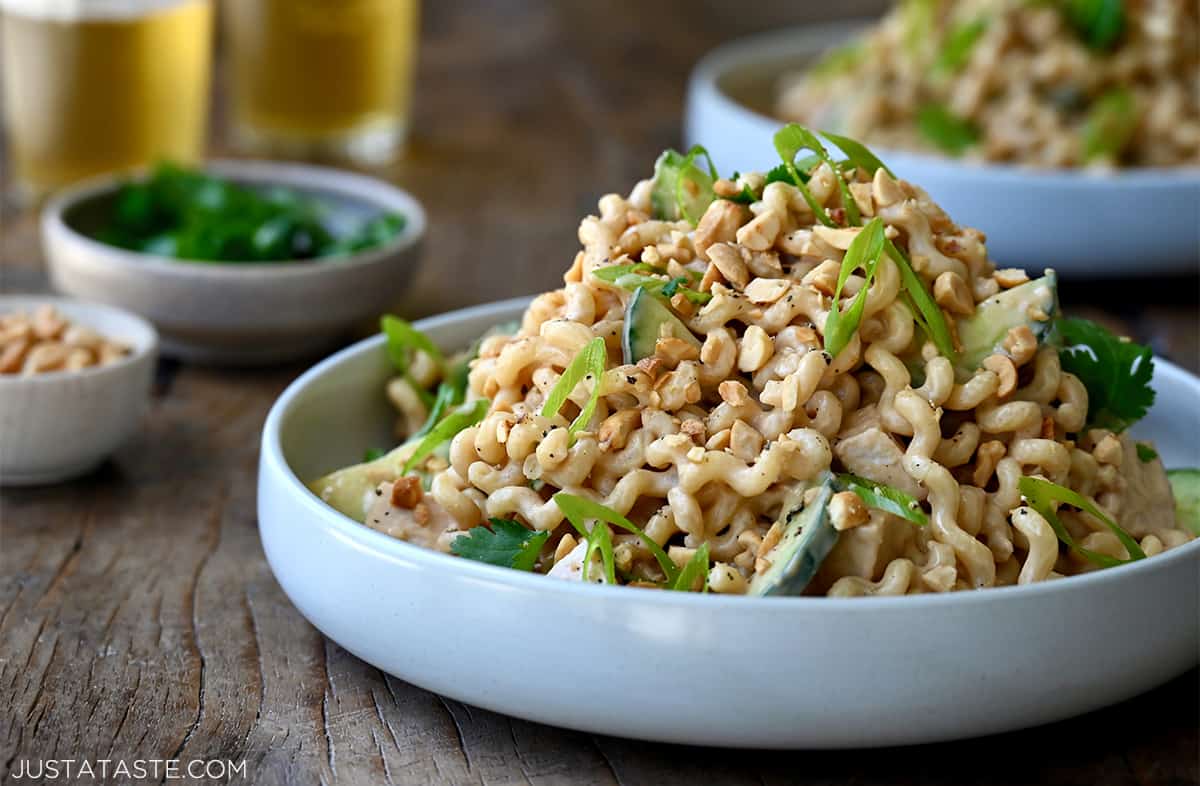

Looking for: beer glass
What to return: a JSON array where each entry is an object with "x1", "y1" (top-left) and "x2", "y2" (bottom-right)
[
  {"x1": 1, "y1": 0, "x2": 213, "y2": 203},
  {"x1": 223, "y1": 0, "x2": 419, "y2": 166}
]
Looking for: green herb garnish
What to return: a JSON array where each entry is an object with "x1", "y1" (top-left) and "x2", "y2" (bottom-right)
[
  {"x1": 612, "y1": 273, "x2": 712, "y2": 305},
  {"x1": 1019, "y1": 476, "x2": 1145, "y2": 566},
  {"x1": 540, "y1": 337, "x2": 608, "y2": 438},
  {"x1": 403, "y1": 398, "x2": 490, "y2": 474},
  {"x1": 451, "y1": 518, "x2": 549, "y2": 571},
  {"x1": 553, "y1": 493, "x2": 679, "y2": 583},
  {"x1": 1061, "y1": 0, "x2": 1124, "y2": 50},
  {"x1": 671, "y1": 543, "x2": 711, "y2": 592},
  {"x1": 1082, "y1": 88, "x2": 1136, "y2": 162},
  {"x1": 582, "y1": 520, "x2": 617, "y2": 584},
  {"x1": 810, "y1": 41, "x2": 866, "y2": 78},
  {"x1": 823, "y1": 218, "x2": 886, "y2": 358},
  {"x1": 1136, "y1": 444, "x2": 1158, "y2": 463},
  {"x1": 819, "y1": 131, "x2": 895, "y2": 178},
  {"x1": 934, "y1": 18, "x2": 988, "y2": 74},
  {"x1": 650, "y1": 145, "x2": 720, "y2": 225},
  {"x1": 1057, "y1": 318, "x2": 1154, "y2": 433},
  {"x1": 363, "y1": 447, "x2": 385, "y2": 462},
  {"x1": 836, "y1": 473, "x2": 929, "y2": 526},
  {"x1": 774, "y1": 125, "x2": 843, "y2": 227},
  {"x1": 885, "y1": 241, "x2": 959, "y2": 361},
  {"x1": 591, "y1": 262, "x2": 668, "y2": 282},
  {"x1": 93, "y1": 162, "x2": 406, "y2": 262},
  {"x1": 382, "y1": 316, "x2": 444, "y2": 409},
  {"x1": 916, "y1": 104, "x2": 980, "y2": 156}
]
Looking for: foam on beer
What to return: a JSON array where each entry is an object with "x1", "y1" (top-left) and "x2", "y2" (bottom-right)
[{"x1": 0, "y1": 0, "x2": 193, "y2": 21}]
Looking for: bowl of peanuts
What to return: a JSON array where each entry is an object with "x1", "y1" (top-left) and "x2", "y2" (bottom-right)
[{"x1": 0, "y1": 297, "x2": 157, "y2": 485}]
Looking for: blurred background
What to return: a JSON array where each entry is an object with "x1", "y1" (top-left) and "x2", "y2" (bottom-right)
[
  {"x1": 0, "y1": 0, "x2": 1195, "y2": 359},
  {"x1": 1, "y1": 0, "x2": 901, "y2": 313}
]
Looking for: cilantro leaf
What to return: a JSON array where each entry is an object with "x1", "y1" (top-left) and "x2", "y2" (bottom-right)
[
  {"x1": 363, "y1": 447, "x2": 385, "y2": 462},
  {"x1": 1057, "y1": 318, "x2": 1154, "y2": 433},
  {"x1": 836, "y1": 473, "x2": 928, "y2": 526},
  {"x1": 451, "y1": 518, "x2": 549, "y2": 571},
  {"x1": 1136, "y1": 443, "x2": 1158, "y2": 463},
  {"x1": 916, "y1": 104, "x2": 980, "y2": 156}
]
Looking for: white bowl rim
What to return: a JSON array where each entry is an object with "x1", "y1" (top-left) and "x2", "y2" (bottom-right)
[
  {"x1": 0, "y1": 294, "x2": 158, "y2": 385},
  {"x1": 261, "y1": 296, "x2": 1200, "y2": 611},
  {"x1": 40, "y1": 158, "x2": 427, "y2": 278},
  {"x1": 690, "y1": 21, "x2": 1200, "y2": 185}
]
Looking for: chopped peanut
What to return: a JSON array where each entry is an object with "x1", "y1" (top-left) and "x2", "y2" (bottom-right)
[
  {"x1": 933, "y1": 271, "x2": 974, "y2": 316},
  {"x1": 995, "y1": 268, "x2": 1030, "y2": 289},
  {"x1": 801, "y1": 259, "x2": 842, "y2": 296},
  {"x1": 1003, "y1": 325, "x2": 1038, "y2": 366},
  {"x1": 983, "y1": 354, "x2": 1018, "y2": 398},
  {"x1": 829, "y1": 491, "x2": 870, "y2": 531},
  {"x1": 390, "y1": 477, "x2": 424, "y2": 509},
  {"x1": 718, "y1": 379, "x2": 751, "y2": 407},
  {"x1": 0, "y1": 306, "x2": 130, "y2": 376},
  {"x1": 737, "y1": 325, "x2": 774, "y2": 372},
  {"x1": 598, "y1": 409, "x2": 641, "y2": 450},
  {"x1": 707, "y1": 243, "x2": 749, "y2": 289},
  {"x1": 655, "y1": 336, "x2": 700, "y2": 366},
  {"x1": 694, "y1": 200, "x2": 746, "y2": 260}
]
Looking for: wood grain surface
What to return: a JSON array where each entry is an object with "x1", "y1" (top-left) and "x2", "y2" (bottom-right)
[{"x1": 2, "y1": 2, "x2": 1198, "y2": 784}]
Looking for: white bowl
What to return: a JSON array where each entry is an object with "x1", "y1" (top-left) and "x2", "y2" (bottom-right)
[
  {"x1": 258, "y1": 297, "x2": 1200, "y2": 748},
  {"x1": 0, "y1": 295, "x2": 157, "y2": 486},
  {"x1": 684, "y1": 23, "x2": 1200, "y2": 275},
  {"x1": 42, "y1": 160, "x2": 426, "y2": 365}
]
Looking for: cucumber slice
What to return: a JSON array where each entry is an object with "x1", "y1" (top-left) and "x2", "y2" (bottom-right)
[
  {"x1": 1168, "y1": 469, "x2": 1200, "y2": 535},
  {"x1": 749, "y1": 475, "x2": 838, "y2": 597},
  {"x1": 955, "y1": 272, "x2": 1058, "y2": 378},
  {"x1": 621, "y1": 286, "x2": 701, "y2": 364}
]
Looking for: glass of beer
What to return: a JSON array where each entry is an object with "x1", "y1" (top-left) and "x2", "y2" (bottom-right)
[
  {"x1": 1, "y1": 0, "x2": 213, "y2": 203},
  {"x1": 222, "y1": 0, "x2": 419, "y2": 166}
]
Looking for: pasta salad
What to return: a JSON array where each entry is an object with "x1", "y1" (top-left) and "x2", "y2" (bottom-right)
[
  {"x1": 775, "y1": 0, "x2": 1200, "y2": 168},
  {"x1": 310, "y1": 126, "x2": 1199, "y2": 596}
]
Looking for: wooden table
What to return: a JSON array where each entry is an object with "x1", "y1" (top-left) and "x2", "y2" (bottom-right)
[{"x1": 2, "y1": 2, "x2": 1197, "y2": 784}]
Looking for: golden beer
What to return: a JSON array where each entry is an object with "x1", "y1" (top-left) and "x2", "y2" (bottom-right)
[
  {"x1": 1, "y1": 0, "x2": 213, "y2": 202},
  {"x1": 224, "y1": 0, "x2": 419, "y2": 165}
]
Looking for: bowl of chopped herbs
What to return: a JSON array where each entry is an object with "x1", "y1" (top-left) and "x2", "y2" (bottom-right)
[{"x1": 42, "y1": 160, "x2": 426, "y2": 364}]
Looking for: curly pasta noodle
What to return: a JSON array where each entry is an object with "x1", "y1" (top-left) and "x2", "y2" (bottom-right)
[{"x1": 344, "y1": 154, "x2": 1192, "y2": 595}]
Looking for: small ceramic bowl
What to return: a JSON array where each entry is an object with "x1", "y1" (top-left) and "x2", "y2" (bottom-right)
[
  {"x1": 0, "y1": 295, "x2": 157, "y2": 486},
  {"x1": 684, "y1": 22, "x2": 1200, "y2": 275},
  {"x1": 42, "y1": 160, "x2": 426, "y2": 365}
]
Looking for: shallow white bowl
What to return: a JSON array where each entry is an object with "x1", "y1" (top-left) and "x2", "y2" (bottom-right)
[
  {"x1": 43, "y1": 160, "x2": 426, "y2": 365},
  {"x1": 0, "y1": 295, "x2": 157, "y2": 486},
  {"x1": 258, "y1": 297, "x2": 1200, "y2": 748},
  {"x1": 684, "y1": 23, "x2": 1200, "y2": 275}
]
